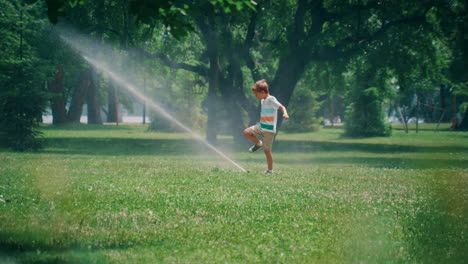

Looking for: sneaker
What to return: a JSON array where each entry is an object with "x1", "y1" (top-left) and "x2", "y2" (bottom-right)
[
  {"x1": 249, "y1": 142, "x2": 263, "y2": 153},
  {"x1": 264, "y1": 170, "x2": 273, "y2": 174}
]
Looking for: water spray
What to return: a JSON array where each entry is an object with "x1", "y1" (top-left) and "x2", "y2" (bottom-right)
[
  {"x1": 55, "y1": 28, "x2": 248, "y2": 172},
  {"x1": 81, "y1": 56, "x2": 247, "y2": 172},
  {"x1": 66, "y1": 46, "x2": 247, "y2": 172}
]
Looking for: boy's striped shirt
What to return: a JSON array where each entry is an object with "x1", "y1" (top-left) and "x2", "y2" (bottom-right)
[{"x1": 259, "y1": 95, "x2": 282, "y2": 133}]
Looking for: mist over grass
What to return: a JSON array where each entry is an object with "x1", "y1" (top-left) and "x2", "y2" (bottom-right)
[{"x1": 0, "y1": 124, "x2": 466, "y2": 263}]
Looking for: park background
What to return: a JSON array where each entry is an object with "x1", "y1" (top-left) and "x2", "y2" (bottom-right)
[{"x1": 0, "y1": 0, "x2": 467, "y2": 263}]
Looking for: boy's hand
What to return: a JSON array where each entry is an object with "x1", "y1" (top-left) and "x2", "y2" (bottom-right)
[{"x1": 279, "y1": 105, "x2": 289, "y2": 120}]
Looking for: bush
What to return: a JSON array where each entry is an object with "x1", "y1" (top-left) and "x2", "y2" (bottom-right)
[
  {"x1": 282, "y1": 88, "x2": 322, "y2": 133},
  {"x1": 345, "y1": 87, "x2": 392, "y2": 137},
  {"x1": 148, "y1": 100, "x2": 206, "y2": 133},
  {"x1": 0, "y1": 88, "x2": 46, "y2": 151},
  {"x1": 0, "y1": 1, "x2": 50, "y2": 151}
]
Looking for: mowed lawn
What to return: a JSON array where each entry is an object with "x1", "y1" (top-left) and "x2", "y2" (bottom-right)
[{"x1": 0, "y1": 124, "x2": 466, "y2": 263}]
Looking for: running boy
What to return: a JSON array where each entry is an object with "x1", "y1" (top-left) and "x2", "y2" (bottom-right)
[{"x1": 243, "y1": 79, "x2": 289, "y2": 174}]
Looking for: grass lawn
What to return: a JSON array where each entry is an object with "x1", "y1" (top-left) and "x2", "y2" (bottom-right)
[{"x1": 0, "y1": 124, "x2": 466, "y2": 263}]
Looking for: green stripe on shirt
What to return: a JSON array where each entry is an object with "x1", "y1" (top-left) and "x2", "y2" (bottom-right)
[{"x1": 260, "y1": 122, "x2": 274, "y2": 131}]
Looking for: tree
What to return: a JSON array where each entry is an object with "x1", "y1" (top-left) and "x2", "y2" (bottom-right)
[
  {"x1": 344, "y1": 59, "x2": 392, "y2": 137},
  {"x1": 251, "y1": 0, "x2": 455, "y2": 136},
  {"x1": 0, "y1": 0, "x2": 51, "y2": 151},
  {"x1": 440, "y1": 1, "x2": 468, "y2": 129},
  {"x1": 282, "y1": 86, "x2": 322, "y2": 132},
  {"x1": 43, "y1": 0, "x2": 467, "y2": 137},
  {"x1": 48, "y1": 64, "x2": 69, "y2": 124},
  {"x1": 68, "y1": 67, "x2": 90, "y2": 122},
  {"x1": 128, "y1": 0, "x2": 259, "y2": 143},
  {"x1": 309, "y1": 61, "x2": 346, "y2": 126}
]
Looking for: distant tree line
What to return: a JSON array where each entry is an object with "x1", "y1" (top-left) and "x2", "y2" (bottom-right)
[{"x1": 0, "y1": 0, "x2": 466, "y2": 151}]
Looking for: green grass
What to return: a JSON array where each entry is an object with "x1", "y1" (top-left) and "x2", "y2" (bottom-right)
[{"x1": 0, "y1": 124, "x2": 466, "y2": 263}]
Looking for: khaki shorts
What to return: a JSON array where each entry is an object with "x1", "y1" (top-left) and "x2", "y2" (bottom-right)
[{"x1": 245, "y1": 123, "x2": 275, "y2": 151}]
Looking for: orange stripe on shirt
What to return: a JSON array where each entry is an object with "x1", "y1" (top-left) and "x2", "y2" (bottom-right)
[{"x1": 260, "y1": 116, "x2": 274, "y2": 122}]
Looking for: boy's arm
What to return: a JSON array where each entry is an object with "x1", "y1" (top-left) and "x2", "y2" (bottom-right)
[{"x1": 279, "y1": 105, "x2": 289, "y2": 120}]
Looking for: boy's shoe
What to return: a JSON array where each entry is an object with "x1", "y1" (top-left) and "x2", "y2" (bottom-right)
[
  {"x1": 264, "y1": 170, "x2": 273, "y2": 174},
  {"x1": 249, "y1": 141, "x2": 263, "y2": 153}
]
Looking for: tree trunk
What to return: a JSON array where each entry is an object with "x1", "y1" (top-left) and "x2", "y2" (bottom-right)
[
  {"x1": 271, "y1": 50, "x2": 309, "y2": 132},
  {"x1": 451, "y1": 95, "x2": 458, "y2": 129},
  {"x1": 48, "y1": 64, "x2": 69, "y2": 124},
  {"x1": 219, "y1": 77, "x2": 249, "y2": 143},
  {"x1": 222, "y1": 43, "x2": 256, "y2": 143},
  {"x1": 206, "y1": 64, "x2": 219, "y2": 144},
  {"x1": 222, "y1": 94, "x2": 245, "y2": 143},
  {"x1": 439, "y1": 84, "x2": 447, "y2": 122},
  {"x1": 87, "y1": 67, "x2": 102, "y2": 124},
  {"x1": 330, "y1": 94, "x2": 335, "y2": 126},
  {"x1": 68, "y1": 69, "x2": 90, "y2": 123},
  {"x1": 458, "y1": 107, "x2": 468, "y2": 130},
  {"x1": 197, "y1": 13, "x2": 220, "y2": 144},
  {"x1": 230, "y1": 100, "x2": 246, "y2": 143},
  {"x1": 107, "y1": 78, "x2": 118, "y2": 123},
  {"x1": 273, "y1": 51, "x2": 309, "y2": 105},
  {"x1": 416, "y1": 95, "x2": 420, "y2": 133},
  {"x1": 142, "y1": 77, "x2": 146, "y2": 124}
]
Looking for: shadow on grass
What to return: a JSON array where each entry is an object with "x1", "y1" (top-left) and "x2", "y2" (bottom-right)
[
  {"x1": 41, "y1": 137, "x2": 214, "y2": 156},
  {"x1": 321, "y1": 125, "x2": 345, "y2": 130},
  {"x1": 41, "y1": 137, "x2": 468, "y2": 155},
  {"x1": 40, "y1": 123, "x2": 140, "y2": 131},
  {"x1": 34, "y1": 137, "x2": 468, "y2": 170},
  {"x1": 392, "y1": 127, "x2": 452, "y2": 132},
  {"x1": 403, "y1": 177, "x2": 467, "y2": 263},
  {"x1": 271, "y1": 156, "x2": 467, "y2": 169},
  {"x1": 39, "y1": 137, "x2": 468, "y2": 157},
  {"x1": 274, "y1": 140, "x2": 467, "y2": 154},
  {"x1": 0, "y1": 231, "x2": 144, "y2": 263},
  {"x1": 0, "y1": 234, "x2": 71, "y2": 256}
]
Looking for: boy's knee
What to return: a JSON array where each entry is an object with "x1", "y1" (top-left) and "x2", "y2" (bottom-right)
[{"x1": 243, "y1": 129, "x2": 251, "y2": 137}]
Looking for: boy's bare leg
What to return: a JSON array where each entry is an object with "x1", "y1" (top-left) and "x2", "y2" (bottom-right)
[
  {"x1": 243, "y1": 129, "x2": 261, "y2": 144},
  {"x1": 264, "y1": 149, "x2": 273, "y2": 170}
]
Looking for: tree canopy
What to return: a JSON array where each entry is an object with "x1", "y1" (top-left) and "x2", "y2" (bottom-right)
[{"x1": 1, "y1": 0, "x2": 466, "y2": 150}]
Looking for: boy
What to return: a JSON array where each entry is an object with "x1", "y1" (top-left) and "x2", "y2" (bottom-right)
[{"x1": 243, "y1": 79, "x2": 289, "y2": 174}]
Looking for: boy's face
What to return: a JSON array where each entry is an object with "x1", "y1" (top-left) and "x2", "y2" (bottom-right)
[{"x1": 254, "y1": 90, "x2": 267, "y2": 100}]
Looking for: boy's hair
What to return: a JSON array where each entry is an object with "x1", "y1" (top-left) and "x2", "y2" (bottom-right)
[{"x1": 252, "y1": 79, "x2": 269, "y2": 93}]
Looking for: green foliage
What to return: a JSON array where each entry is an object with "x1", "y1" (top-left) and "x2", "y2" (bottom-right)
[
  {"x1": 282, "y1": 87, "x2": 322, "y2": 132},
  {"x1": 45, "y1": 0, "x2": 257, "y2": 39},
  {"x1": 148, "y1": 72, "x2": 207, "y2": 132},
  {"x1": 345, "y1": 87, "x2": 392, "y2": 137},
  {"x1": 209, "y1": 0, "x2": 257, "y2": 13},
  {"x1": 43, "y1": 0, "x2": 467, "y2": 140},
  {"x1": 304, "y1": 61, "x2": 346, "y2": 123},
  {"x1": 0, "y1": 0, "x2": 50, "y2": 151},
  {"x1": 0, "y1": 87, "x2": 46, "y2": 151},
  {"x1": 128, "y1": 0, "x2": 194, "y2": 40}
]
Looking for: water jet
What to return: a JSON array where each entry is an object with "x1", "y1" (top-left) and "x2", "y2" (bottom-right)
[{"x1": 59, "y1": 33, "x2": 247, "y2": 173}]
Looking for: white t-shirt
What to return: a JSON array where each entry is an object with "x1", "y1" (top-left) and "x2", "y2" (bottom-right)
[{"x1": 259, "y1": 95, "x2": 282, "y2": 133}]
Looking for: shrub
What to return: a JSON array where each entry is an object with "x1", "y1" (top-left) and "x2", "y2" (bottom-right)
[
  {"x1": 0, "y1": 87, "x2": 46, "y2": 151},
  {"x1": 282, "y1": 88, "x2": 322, "y2": 133},
  {"x1": 344, "y1": 87, "x2": 392, "y2": 137}
]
